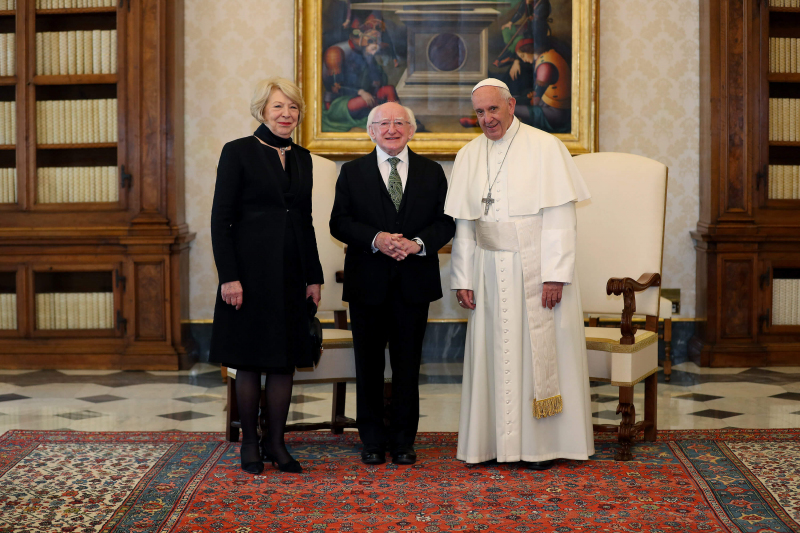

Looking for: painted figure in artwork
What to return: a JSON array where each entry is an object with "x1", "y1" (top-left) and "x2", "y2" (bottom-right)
[
  {"x1": 460, "y1": 0, "x2": 571, "y2": 134},
  {"x1": 322, "y1": 15, "x2": 400, "y2": 132}
]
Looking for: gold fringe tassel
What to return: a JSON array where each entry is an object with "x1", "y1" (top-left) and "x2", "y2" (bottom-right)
[{"x1": 532, "y1": 395, "x2": 563, "y2": 419}]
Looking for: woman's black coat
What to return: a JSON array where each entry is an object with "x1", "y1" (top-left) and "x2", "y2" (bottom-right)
[{"x1": 209, "y1": 128, "x2": 324, "y2": 368}]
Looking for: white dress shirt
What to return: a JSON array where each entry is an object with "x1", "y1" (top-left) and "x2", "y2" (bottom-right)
[{"x1": 371, "y1": 145, "x2": 426, "y2": 255}]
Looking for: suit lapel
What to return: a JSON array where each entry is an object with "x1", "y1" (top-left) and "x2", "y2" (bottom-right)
[
  {"x1": 397, "y1": 148, "x2": 417, "y2": 215},
  {"x1": 363, "y1": 150, "x2": 393, "y2": 228},
  {"x1": 367, "y1": 150, "x2": 392, "y2": 201}
]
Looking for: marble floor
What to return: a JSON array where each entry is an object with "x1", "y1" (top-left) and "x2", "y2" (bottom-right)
[{"x1": 1, "y1": 362, "x2": 800, "y2": 433}]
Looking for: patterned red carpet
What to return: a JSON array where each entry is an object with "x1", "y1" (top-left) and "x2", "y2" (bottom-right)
[{"x1": 0, "y1": 429, "x2": 798, "y2": 533}]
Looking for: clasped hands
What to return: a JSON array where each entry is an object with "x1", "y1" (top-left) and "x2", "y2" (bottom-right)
[
  {"x1": 376, "y1": 232, "x2": 420, "y2": 261},
  {"x1": 456, "y1": 282, "x2": 564, "y2": 310}
]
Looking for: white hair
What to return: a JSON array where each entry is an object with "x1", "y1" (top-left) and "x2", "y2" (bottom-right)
[{"x1": 366, "y1": 103, "x2": 417, "y2": 141}]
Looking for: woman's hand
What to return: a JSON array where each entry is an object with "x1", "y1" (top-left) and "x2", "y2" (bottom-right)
[
  {"x1": 221, "y1": 281, "x2": 243, "y2": 310},
  {"x1": 509, "y1": 59, "x2": 522, "y2": 80},
  {"x1": 306, "y1": 284, "x2": 321, "y2": 307}
]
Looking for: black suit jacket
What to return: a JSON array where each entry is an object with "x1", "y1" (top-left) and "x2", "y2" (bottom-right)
[{"x1": 330, "y1": 148, "x2": 455, "y2": 305}]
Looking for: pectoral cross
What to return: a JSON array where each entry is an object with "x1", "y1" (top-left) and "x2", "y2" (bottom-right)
[{"x1": 482, "y1": 191, "x2": 494, "y2": 215}]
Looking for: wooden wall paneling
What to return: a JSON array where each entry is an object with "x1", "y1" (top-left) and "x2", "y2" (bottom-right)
[
  {"x1": 718, "y1": 254, "x2": 757, "y2": 340},
  {"x1": 132, "y1": 259, "x2": 167, "y2": 342},
  {"x1": 132, "y1": 0, "x2": 168, "y2": 224},
  {"x1": 722, "y1": 0, "x2": 749, "y2": 216},
  {"x1": 166, "y1": 0, "x2": 184, "y2": 226},
  {"x1": 0, "y1": 1, "x2": 191, "y2": 369},
  {"x1": 170, "y1": 237, "x2": 191, "y2": 356},
  {"x1": 20, "y1": 0, "x2": 33, "y2": 212},
  {"x1": 116, "y1": 0, "x2": 129, "y2": 212},
  {"x1": 693, "y1": 0, "x2": 800, "y2": 367}
]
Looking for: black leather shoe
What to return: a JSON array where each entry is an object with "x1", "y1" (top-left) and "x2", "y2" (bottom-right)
[
  {"x1": 361, "y1": 450, "x2": 386, "y2": 465},
  {"x1": 262, "y1": 450, "x2": 304, "y2": 474},
  {"x1": 391, "y1": 446, "x2": 417, "y2": 465},
  {"x1": 524, "y1": 460, "x2": 555, "y2": 471}
]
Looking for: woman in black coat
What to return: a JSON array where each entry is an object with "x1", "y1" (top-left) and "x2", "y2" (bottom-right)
[{"x1": 210, "y1": 77, "x2": 323, "y2": 474}]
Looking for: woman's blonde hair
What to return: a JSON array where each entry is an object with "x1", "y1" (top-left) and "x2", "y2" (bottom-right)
[{"x1": 250, "y1": 77, "x2": 305, "y2": 125}]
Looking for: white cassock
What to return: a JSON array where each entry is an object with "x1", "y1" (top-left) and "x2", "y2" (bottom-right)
[{"x1": 445, "y1": 118, "x2": 595, "y2": 463}]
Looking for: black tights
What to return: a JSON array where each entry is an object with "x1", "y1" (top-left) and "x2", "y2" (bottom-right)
[{"x1": 235, "y1": 370, "x2": 295, "y2": 465}]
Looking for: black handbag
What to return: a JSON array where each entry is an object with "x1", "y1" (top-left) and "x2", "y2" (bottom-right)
[{"x1": 306, "y1": 296, "x2": 323, "y2": 367}]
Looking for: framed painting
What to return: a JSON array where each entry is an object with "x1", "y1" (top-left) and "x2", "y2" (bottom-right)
[{"x1": 295, "y1": 0, "x2": 598, "y2": 157}]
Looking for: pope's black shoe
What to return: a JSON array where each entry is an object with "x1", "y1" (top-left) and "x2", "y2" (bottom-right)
[
  {"x1": 391, "y1": 446, "x2": 417, "y2": 465},
  {"x1": 524, "y1": 460, "x2": 555, "y2": 471}
]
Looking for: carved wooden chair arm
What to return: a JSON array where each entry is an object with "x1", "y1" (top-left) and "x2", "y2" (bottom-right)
[{"x1": 606, "y1": 273, "x2": 661, "y2": 345}]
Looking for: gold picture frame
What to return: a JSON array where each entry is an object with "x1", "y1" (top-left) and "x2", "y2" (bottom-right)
[{"x1": 295, "y1": 0, "x2": 598, "y2": 158}]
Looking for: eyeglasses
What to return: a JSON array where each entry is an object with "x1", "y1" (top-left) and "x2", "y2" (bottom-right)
[{"x1": 371, "y1": 120, "x2": 410, "y2": 131}]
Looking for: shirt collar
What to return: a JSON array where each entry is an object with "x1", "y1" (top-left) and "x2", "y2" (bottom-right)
[{"x1": 376, "y1": 144, "x2": 409, "y2": 166}]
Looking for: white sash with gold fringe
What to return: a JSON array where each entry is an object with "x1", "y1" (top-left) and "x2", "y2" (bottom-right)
[{"x1": 475, "y1": 218, "x2": 563, "y2": 419}]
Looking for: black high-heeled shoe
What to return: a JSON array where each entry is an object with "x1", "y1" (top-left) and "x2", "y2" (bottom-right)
[
  {"x1": 262, "y1": 450, "x2": 303, "y2": 473},
  {"x1": 240, "y1": 441, "x2": 264, "y2": 475}
]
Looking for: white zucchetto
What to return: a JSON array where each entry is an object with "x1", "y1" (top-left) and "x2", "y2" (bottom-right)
[{"x1": 471, "y1": 78, "x2": 510, "y2": 94}]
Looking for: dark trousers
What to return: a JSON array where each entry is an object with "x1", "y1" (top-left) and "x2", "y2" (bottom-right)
[{"x1": 349, "y1": 283, "x2": 429, "y2": 452}]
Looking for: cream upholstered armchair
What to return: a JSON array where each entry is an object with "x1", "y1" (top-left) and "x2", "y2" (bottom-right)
[{"x1": 574, "y1": 152, "x2": 668, "y2": 461}]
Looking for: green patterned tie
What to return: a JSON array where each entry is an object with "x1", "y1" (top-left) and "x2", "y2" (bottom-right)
[{"x1": 387, "y1": 157, "x2": 403, "y2": 211}]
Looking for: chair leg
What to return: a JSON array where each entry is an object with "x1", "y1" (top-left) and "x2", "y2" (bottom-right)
[
  {"x1": 615, "y1": 385, "x2": 635, "y2": 461},
  {"x1": 221, "y1": 365, "x2": 227, "y2": 383},
  {"x1": 644, "y1": 372, "x2": 657, "y2": 442},
  {"x1": 226, "y1": 375, "x2": 239, "y2": 442},
  {"x1": 331, "y1": 382, "x2": 347, "y2": 434},
  {"x1": 334, "y1": 309, "x2": 348, "y2": 330},
  {"x1": 663, "y1": 318, "x2": 672, "y2": 382}
]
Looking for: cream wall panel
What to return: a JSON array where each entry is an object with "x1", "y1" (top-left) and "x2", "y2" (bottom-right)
[
  {"x1": 185, "y1": 1, "x2": 700, "y2": 320},
  {"x1": 185, "y1": 0, "x2": 295, "y2": 321},
  {"x1": 597, "y1": 0, "x2": 699, "y2": 317}
]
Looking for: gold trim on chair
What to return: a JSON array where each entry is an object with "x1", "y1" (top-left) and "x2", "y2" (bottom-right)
[{"x1": 585, "y1": 330, "x2": 658, "y2": 353}]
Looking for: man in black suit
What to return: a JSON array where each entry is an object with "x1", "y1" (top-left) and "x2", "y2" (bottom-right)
[{"x1": 330, "y1": 102, "x2": 455, "y2": 465}]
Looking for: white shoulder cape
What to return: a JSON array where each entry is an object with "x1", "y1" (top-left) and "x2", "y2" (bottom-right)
[{"x1": 444, "y1": 121, "x2": 590, "y2": 220}]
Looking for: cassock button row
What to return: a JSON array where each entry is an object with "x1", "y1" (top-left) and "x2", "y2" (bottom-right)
[
  {"x1": 503, "y1": 319, "x2": 508, "y2": 323},
  {"x1": 504, "y1": 329, "x2": 508, "y2": 334},
  {"x1": 505, "y1": 370, "x2": 510, "y2": 374},
  {"x1": 501, "y1": 269, "x2": 505, "y2": 272},
  {"x1": 501, "y1": 279, "x2": 505, "y2": 282},
  {"x1": 507, "y1": 431, "x2": 511, "y2": 435},
  {"x1": 507, "y1": 421, "x2": 511, "y2": 424},
  {"x1": 502, "y1": 298, "x2": 507, "y2": 302},
  {"x1": 505, "y1": 381, "x2": 510, "y2": 385},
  {"x1": 502, "y1": 288, "x2": 507, "y2": 293},
  {"x1": 504, "y1": 349, "x2": 509, "y2": 353},
  {"x1": 503, "y1": 309, "x2": 507, "y2": 313},
  {"x1": 504, "y1": 360, "x2": 509, "y2": 364},
  {"x1": 506, "y1": 400, "x2": 510, "y2": 404},
  {"x1": 504, "y1": 339, "x2": 509, "y2": 344}
]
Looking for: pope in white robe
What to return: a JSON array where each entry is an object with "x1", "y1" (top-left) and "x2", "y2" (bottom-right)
[{"x1": 445, "y1": 79, "x2": 594, "y2": 466}]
